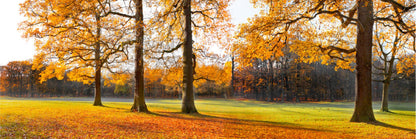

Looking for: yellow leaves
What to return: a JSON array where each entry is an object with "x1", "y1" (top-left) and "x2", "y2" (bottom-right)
[
  {"x1": 194, "y1": 64, "x2": 231, "y2": 88},
  {"x1": 20, "y1": 0, "x2": 132, "y2": 86},
  {"x1": 104, "y1": 73, "x2": 132, "y2": 87},
  {"x1": 396, "y1": 54, "x2": 415, "y2": 76},
  {"x1": 234, "y1": 11, "x2": 290, "y2": 67},
  {"x1": 66, "y1": 67, "x2": 94, "y2": 85},
  {"x1": 145, "y1": 67, "x2": 163, "y2": 84},
  {"x1": 289, "y1": 39, "x2": 356, "y2": 71},
  {"x1": 235, "y1": 0, "x2": 364, "y2": 72},
  {"x1": 161, "y1": 66, "x2": 183, "y2": 89},
  {"x1": 32, "y1": 53, "x2": 45, "y2": 70},
  {"x1": 38, "y1": 62, "x2": 67, "y2": 83},
  {"x1": 373, "y1": 22, "x2": 414, "y2": 76},
  {"x1": 4, "y1": 99, "x2": 415, "y2": 138}
]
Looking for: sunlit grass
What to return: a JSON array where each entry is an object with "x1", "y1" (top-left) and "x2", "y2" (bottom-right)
[{"x1": 0, "y1": 97, "x2": 414, "y2": 138}]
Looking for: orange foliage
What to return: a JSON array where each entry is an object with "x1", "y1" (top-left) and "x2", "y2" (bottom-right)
[
  {"x1": 19, "y1": 0, "x2": 131, "y2": 84},
  {"x1": 0, "y1": 61, "x2": 33, "y2": 93},
  {"x1": 235, "y1": 0, "x2": 415, "y2": 72},
  {"x1": 161, "y1": 66, "x2": 183, "y2": 90},
  {"x1": 0, "y1": 101, "x2": 355, "y2": 138},
  {"x1": 1, "y1": 100, "x2": 415, "y2": 138},
  {"x1": 194, "y1": 64, "x2": 230, "y2": 88}
]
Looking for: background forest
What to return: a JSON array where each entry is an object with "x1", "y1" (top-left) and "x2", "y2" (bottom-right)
[{"x1": 1, "y1": 50, "x2": 414, "y2": 102}]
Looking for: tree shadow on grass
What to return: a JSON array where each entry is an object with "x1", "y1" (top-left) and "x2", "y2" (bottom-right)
[
  {"x1": 147, "y1": 111, "x2": 331, "y2": 133},
  {"x1": 387, "y1": 111, "x2": 415, "y2": 117},
  {"x1": 369, "y1": 121, "x2": 415, "y2": 133},
  {"x1": 375, "y1": 111, "x2": 416, "y2": 117},
  {"x1": 100, "y1": 105, "x2": 130, "y2": 111}
]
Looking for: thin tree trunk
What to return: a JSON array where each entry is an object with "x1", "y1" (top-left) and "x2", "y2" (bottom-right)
[
  {"x1": 268, "y1": 59, "x2": 274, "y2": 102},
  {"x1": 380, "y1": 81, "x2": 390, "y2": 112},
  {"x1": 19, "y1": 74, "x2": 23, "y2": 97},
  {"x1": 350, "y1": 0, "x2": 376, "y2": 122},
  {"x1": 93, "y1": 15, "x2": 103, "y2": 106},
  {"x1": 93, "y1": 67, "x2": 102, "y2": 106},
  {"x1": 181, "y1": 0, "x2": 198, "y2": 113},
  {"x1": 230, "y1": 55, "x2": 235, "y2": 98},
  {"x1": 380, "y1": 52, "x2": 395, "y2": 112},
  {"x1": 131, "y1": 0, "x2": 149, "y2": 112}
]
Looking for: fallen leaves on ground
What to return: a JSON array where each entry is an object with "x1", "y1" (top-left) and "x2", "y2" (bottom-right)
[{"x1": 0, "y1": 99, "x2": 414, "y2": 138}]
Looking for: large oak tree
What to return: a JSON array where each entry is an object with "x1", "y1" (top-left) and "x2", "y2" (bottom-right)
[
  {"x1": 20, "y1": 0, "x2": 132, "y2": 106},
  {"x1": 150, "y1": 0, "x2": 232, "y2": 113},
  {"x1": 373, "y1": 23, "x2": 415, "y2": 112},
  {"x1": 236, "y1": 0, "x2": 415, "y2": 122}
]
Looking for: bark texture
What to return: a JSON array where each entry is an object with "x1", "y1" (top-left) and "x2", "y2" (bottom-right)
[
  {"x1": 93, "y1": 15, "x2": 103, "y2": 106},
  {"x1": 131, "y1": 0, "x2": 148, "y2": 112},
  {"x1": 268, "y1": 59, "x2": 274, "y2": 102},
  {"x1": 380, "y1": 54, "x2": 394, "y2": 112},
  {"x1": 181, "y1": 0, "x2": 198, "y2": 113},
  {"x1": 380, "y1": 82, "x2": 390, "y2": 112},
  {"x1": 350, "y1": 0, "x2": 376, "y2": 122}
]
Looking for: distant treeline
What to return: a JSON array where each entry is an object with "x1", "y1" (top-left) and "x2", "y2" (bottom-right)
[
  {"x1": 0, "y1": 60, "x2": 414, "y2": 102},
  {"x1": 231, "y1": 59, "x2": 415, "y2": 102}
]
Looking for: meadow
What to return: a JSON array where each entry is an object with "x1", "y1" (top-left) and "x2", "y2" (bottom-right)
[{"x1": 0, "y1": 97, "x2": 415, "y2": 138}]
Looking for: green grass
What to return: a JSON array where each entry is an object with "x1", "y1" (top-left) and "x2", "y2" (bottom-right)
[
  {"x1": 0, "y1": 97, "x2": 415, "y2": 138},
  {"x1": 151, "y1": 99, "x2": 415, "y2": 136}
]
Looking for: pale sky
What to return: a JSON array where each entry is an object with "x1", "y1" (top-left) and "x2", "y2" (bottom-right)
[
  {"x1": 0, "y1": 0, "x2": 35, "y2": 66},
  {"x1": 0, "y1": 0, "x2": 259, "y2": 66}
]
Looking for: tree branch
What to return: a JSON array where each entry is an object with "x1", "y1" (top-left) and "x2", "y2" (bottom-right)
[{"x1": 380, "y1": 0, "x2": 416, "y2": 12}]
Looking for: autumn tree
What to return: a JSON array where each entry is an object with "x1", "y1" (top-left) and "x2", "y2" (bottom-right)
[
  {"x1": 237, "y1": 0, "x2": 415, "y2": 122},
  {"x1": 20, "y1": 0, "x2": 132, "y2": 106},
  {"x1": 160, "y1": 65, "x2": 183, "y2": 97},
  {"x1": 373, "y1": 23, "x2": 415, "y2": 112},
  {"x1": 86, "y1": 0, "x2": 151, "y2": 112},
  {"x1": 0, "y1": 66, "x2": 5, "y2": 94},
  {"x1": 194, "y1": 63, "x2": 232, "y2": 97},
  {"x1": 131, "y1": 0, "x2": 149, "y2": 112},
  {"x1": 143, "y1": 67, "x2": 166, "y2": 98},
  {"x1": 150, "y1": 0, "x2": 232, "y2": 113},
  {"x1": 0, "y1": 61, "x2": 32, "y2": 96}
]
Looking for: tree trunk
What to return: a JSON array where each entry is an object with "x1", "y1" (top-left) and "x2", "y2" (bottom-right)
[
  {"x1": 380, "y1": 40, "x2": 397, "y2": 111},
  {"x1": 93, "y1": 15, "x2": 103, "y2": 106},
  {"x1": 380, "y1": 81, "x2": 390, "y2": 112},
  {"x1": 93, "y1": 67, "x2": 102, "y2": 106},
  {"x1": 230, "y1": 55, "x2": 235, "y2": 98},
  {"x1": 350, "y1": 0, "x2": 376, "y2": 122},
  {"x1": 268, "y1": 59, "x2": 274, "y2": 102},
  {"x1": 181, "y1": 0, "x2": 198, "y2": 113},
  {"x1": 223, "y1": 91, "x2": 228, "y2": 99},
  {"x1": 380, "y1": 54, "x2": 394, "y2": 112},
  {"x1": 131, "y1": 0, "x2": 149, "y2": 113},
  {"x1": 19, "y1": 74, "x2": 23, "y2": 97}
]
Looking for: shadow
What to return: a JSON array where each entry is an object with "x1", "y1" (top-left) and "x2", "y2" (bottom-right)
[
  {"x1": 388, "y1": 111, "x2": 415, "y2": 116},
  {"x1": 198, "y1": 99, "x2": 279, "y2": 108},
  {"x1": 147, "y1": 111, "x2": 329, "y2": 132},
  {"x1": 369, "y1": 121, "x2": 415, "y2": 133},
  {"x1": 298, "y1": 102, "x2": 355, "y2": 109},
  {"x1": 277, "y1": 107, "x2": 314, "y2": 115},
  {"x1": 376, "y1": 111, "x2": 416, "y2": 117},
  {"x1": 100, "y1": 105, "x2": 130, "y2": 111}
]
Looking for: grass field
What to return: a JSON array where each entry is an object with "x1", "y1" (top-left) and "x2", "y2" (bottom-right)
[{"x1": 0, "y1": 97, "x2": 415, "y2": 138}]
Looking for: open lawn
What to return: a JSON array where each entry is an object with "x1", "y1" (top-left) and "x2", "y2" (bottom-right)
[{"x1": 0, "y1": 97, "x2": 415, "y2": 138}]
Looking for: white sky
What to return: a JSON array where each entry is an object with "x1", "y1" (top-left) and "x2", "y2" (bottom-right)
[
  {"x1": 0, "y1": 0, "x2": 35, "y2": 66},
  {"x1": 0, "y1": 0, "x2": 259, "y2": 66}
]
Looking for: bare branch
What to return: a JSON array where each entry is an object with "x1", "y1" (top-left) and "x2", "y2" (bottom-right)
[
  {"x1": 194, "y1": 77, "x2": 214, "y2": 82},
  {"x1": 380, "y1": 0, "x2": 416, "y2": 12},
  {"x1": 108, "y1": 11, "x2": 135, "y2": 18}
]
